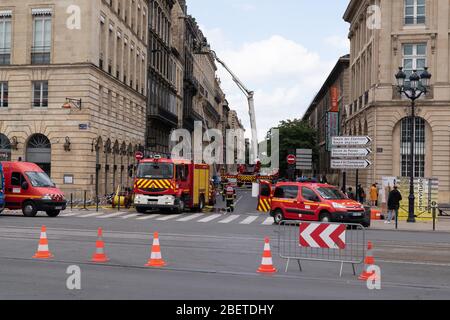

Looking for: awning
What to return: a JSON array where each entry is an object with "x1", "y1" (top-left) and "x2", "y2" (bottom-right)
[
  {"x1": 32, "y1": 8, "x2": 52, "y2": 16},
  {"x1": 0, "y1": 10, "x2": 12, "y2": 17}
]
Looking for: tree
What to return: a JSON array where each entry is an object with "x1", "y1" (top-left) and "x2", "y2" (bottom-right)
[{"x1": 266, "y1": 119, "x2": 318, "y2": 178}]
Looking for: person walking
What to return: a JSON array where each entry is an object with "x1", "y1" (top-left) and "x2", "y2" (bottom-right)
[
  {"x1": 357, "y1": 184, "x2": 366, "y2": 204},
  {"x1": 225, "y1": 183, "x2": 237, "y2": 213},
  {"x1": 347, "y1": 187, "x2": 356, "y2": 200},
  {"x1": 386, "y1": 185, "x2": 402, "y2": 224},
  {"x1": 370, "y1": 184, "x2": 379, "y2": 207}
]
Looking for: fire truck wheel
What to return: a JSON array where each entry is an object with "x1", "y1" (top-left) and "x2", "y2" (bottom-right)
[
  {"x1": 273, "y1": 209, "x2": 284, "y2": 225},
  {"x1": 198, "y1": 195, "x2": 205, "y2": 212},
  {"x1": 319, "y1": 212, "x2": 331, "y2": 223},
  {"x1": 136, "y1": 207, "x2": 147, "y2": 214},
  {"x1": 46, "y1": 210, "x2": 60, "y2": 217},
  {"x1": 22, "y1": 201, "x2": 38, "y2": 217},
  {"x1": 175, "y1": 199, "x2": 185, "y2": 214}
]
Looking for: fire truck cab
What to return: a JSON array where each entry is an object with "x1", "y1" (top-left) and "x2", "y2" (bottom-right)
[
  {"x1": 134, "y1": 156, "x2": 211, "y2": 214},
  {"x1": 257, "y1": 180, "x2": 370, "y2": 227}
]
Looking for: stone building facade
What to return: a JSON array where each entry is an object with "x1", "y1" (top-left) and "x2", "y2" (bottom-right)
[
  {"x1": 344, "y1": 0, "x2": 450, "y2": 203},
  {"x1": 0, "y1": 0, "x2": 148, "y2": 198}
]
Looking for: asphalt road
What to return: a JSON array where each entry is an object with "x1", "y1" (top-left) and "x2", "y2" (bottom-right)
[{"x1": 1, "y1": 188, "x2": 450, "y2": 300}]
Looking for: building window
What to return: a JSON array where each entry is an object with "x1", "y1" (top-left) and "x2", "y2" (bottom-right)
[
  {"x1": 32, "y1": 10, "x2": 52, "y2": 64},
  {"x1": 32, "y1": 81, "x2": 48, "y2": 107},
  {"x1": 0, "y1": 12, "x2": 12, "y2": 65},
  {"x1": 0, "y1": 82, "x2": 8, "y2": 107},
  {"x1": 405, "y1": 0, "x2": 425, "y2": 25},
  {"x1": 402, "y1": 43, "x2": 426, "y2": 82},
  {"x1": 400, "y1": 117, "x2": 425, "y2": 178}
]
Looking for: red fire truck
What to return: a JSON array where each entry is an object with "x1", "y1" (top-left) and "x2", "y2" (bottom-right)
[{"x1": 133, "y1": 156, "x2": 211, "y2": 214}]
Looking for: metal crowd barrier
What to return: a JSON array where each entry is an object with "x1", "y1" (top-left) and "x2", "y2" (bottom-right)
[{"x1": 277, "y1": 221, "x2": 366, "y2": 277}]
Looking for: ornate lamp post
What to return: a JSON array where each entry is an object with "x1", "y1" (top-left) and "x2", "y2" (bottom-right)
[{"x1": 395, "y1": 67, "x2": 432, "y2": 223}]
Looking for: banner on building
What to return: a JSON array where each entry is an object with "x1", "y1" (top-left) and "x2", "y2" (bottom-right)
[
  {"x1": 330, "y1": 87, "x2": 339, "y2": 112},
  {"x1": 326, "y1": 112, "x2": 339, "y2": 152}
]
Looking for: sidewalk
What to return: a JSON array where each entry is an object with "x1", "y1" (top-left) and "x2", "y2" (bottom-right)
[{"x1": 370, "y1": 217, "x2": 450, "y2": 232}]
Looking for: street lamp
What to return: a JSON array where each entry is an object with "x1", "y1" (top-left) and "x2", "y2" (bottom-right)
[{"x1": 395, "y1": 67, "x2": 432, "y2": 223}]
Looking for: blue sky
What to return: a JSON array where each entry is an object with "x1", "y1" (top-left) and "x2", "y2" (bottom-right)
[{"x1": 187, "y1": 0, "x2": 351, "y2": 139}]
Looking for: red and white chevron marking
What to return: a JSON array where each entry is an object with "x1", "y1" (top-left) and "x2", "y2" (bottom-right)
[{"x1": 299, "y1": 223, "x2": 346, "y2": 250}]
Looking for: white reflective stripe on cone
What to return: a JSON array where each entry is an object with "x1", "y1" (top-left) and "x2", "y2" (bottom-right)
[
  {"x1": 264, "y1": 243, "x2": 271, "y2": 251},
  {"x1": 38, "y1": 245, "x2": 49, "y2": 251},
  {"x1": 153, "y1": 239, "x2": 160, "y2": 246},
  {"x1": 41, "y1": 232, "x2": 47, "y2": 239},
  {"x1": 261, "y1": 257, "x2": 273, "y2": 265},
  {"x1": 151, "y1": 252, "x2": 162, "y2": 259}
]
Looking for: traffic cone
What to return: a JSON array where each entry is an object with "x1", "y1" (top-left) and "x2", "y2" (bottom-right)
[
  {"x1": 359, "y1": 241, "x2": 376, "y2": 280},
  {"x1": 33, "y1": 226, "x2": 53, "y2": 259},
  {"x1": 257, "y1": 237, "x2": 277, "y2": 274},
  {"x1": 91, "y1": 227, "x2": 109, "y2": 263},
  {"x1": 145, "y1": 232, "x2": 166, "y2": 267}
]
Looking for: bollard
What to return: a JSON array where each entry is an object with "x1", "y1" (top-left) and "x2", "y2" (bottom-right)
[
  {"x1": 96, "y1": 195, "x2": 99, "y2": 212},
  {"x1": 117, "y1": 193, "x2": 121, "y2": 212},
  {"x1": 83, "y1": 190, "x2": 87, "y2": 210},
  {"x1": 433, "y1": 206, "x2": 436, "y2": 231},
  {"x1": 70, "y1": 193, "x2": 73, "y2": 211}
]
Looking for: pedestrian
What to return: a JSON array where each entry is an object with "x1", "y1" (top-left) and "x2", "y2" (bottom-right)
[
  {"x1": 321, "y1": 174, "x2": 328, "y2": 184},
  {"x1": 357, "y1": 184, "x2": 366, "y2": 204},
  {"x1": 386, "y1": 185, "x2": 402, "y2": 224},
  {"x1": 225, "y1": 183, "x2": 236, "y2": 213},
  {"x1": 370, "y1": 183, "x2": 378, "y2": 207},
  {"x1": 347, "y1": 187, "x2": 356, "y2": 200}
]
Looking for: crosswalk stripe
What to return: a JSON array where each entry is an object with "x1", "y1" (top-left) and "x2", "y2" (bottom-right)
[
  {"x1": 156, "y1": 214, "x2": 183, "y2": 221},
  {"x1": 198, "y1": 214, "x2": 222, "y2": 223},
  {"x1": 136, "y1": 214, "x2": 161, "y2": 220},
  {"x1": 240, "y1": 216, "x2": 259, "y2": 225},
  {"x1": 262, "y1": 217, "x2": 274, "y2": 225},
  {"x1": 219, "y1": 215, "x2": 240, "y2": 224},
  {"x1": 62, "y1": 211, "x2": 85, "y2": 217},
  {"x1": 79, "y1": 212, "x2": 106, "y2": 218},
  {"x1": 177, "y1": 213, "x2": 204, "y2": 222},
  {"x1": 121, "y1": 213, "x2": 140, "y2": 219},
  {"x1": 97, "y1": 212, "x2": 128, "y2": 219}
]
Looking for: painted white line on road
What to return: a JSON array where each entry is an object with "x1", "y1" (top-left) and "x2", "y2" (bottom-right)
[
  {"x1": 62, "y1": 211, "x2": 85, "y2": 217},
  {"x1": 156, "y1": 214, "x2": 183, "y2": 221},
  {"x1": 234, "y1": 196, "x2": 243, "y2": 205},
  {"x1": 198, "y1": 214, "x2": 222, "y2": 223},
  {"x1": 219, "y1": 215, "x2": 240, "y2": 224},
  {"x1": 177, "y1": 213, "x2": 204, "y2": 222},
  {"x1": 97, "y1": 212, "x2": 128, "y2": 219},
  {"x1": 262, "y1": 217, "x2": 274, "y2": 225},
  {"x1": 121, "y1": 213, "x2": 140, "y2": 219},
  {"x1": 136, "y1": 214, "x2": 161, "y2": 220},
  {"x1": 240, "y1": 216, "x2": 258, "y2": 225},
  {"x1": 79, "y1": 212, "x2": 106, "y2": 218}
]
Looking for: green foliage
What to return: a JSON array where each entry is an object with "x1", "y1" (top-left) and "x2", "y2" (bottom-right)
[{"x1": 266, "y1": 119, "x2": 318, "y2": 177}]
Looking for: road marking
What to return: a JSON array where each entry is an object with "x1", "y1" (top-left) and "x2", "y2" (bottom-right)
[
  {"x1": 240, "y1": 216, "x2": 258, "y2": 225},
  {"x1": 97, "y1": 212, "x2": 128, "y2": 219},
  {"x1": 262, "y1": 217, "x2": 274, "y2": 225},
  {"x1": 177, "y1": 213, "x2": 204, "y2": 222},
  {"x1": 198, "y1": 214, "x2": 222, "y2": 223},
  {"x1": 156, "y1": 214, "x2": 183, "y2": 221},
  {"x1": 79, "y1": 212, "x2": 106, "y2": 218},
  {"x1": 235, "y1": 196, "x2": 243, "y2": 205},
  {"x1": 219, "y1": 215, "x2": 240, "y2": 224},
  {"x1": 136, "y1": 214, "x2": 161, "y2": 220},
  {"x1": 121, "y1": 213, "x2": 140, "y2": 219},
  {"x1": 62, "y1": 211, "x2": 85, "y2": 217}
]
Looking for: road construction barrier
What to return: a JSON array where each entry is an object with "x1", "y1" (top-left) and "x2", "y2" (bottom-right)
[{"x1": 277, "y1": 221, "x2": 366, "y2": 277}]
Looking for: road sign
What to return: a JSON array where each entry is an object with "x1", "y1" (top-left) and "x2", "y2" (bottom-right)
[
  {"x1": 331, "y1": 159, "x2": 372, "y2": 169},
  {"x1": 331, "y1": 148, "x2": 372, "y2": 158},
  {"x1": 135, "y1": 151, "x2": 144, "y2": 161},
  {"x1": 287, "y1": 154, "x2": 296, "y2": 165},
  {"x1": 299, "y1": 222, "x2": 346, "y2": 250},
  {"x1": 332, "y1": 136, "x2": 372, "y2": 146},
  {"x1": 296, "y1": 149, "x2": 312, "y2": 170}
]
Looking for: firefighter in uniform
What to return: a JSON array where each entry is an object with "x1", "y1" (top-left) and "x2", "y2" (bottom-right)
[{"x1": 225, "y1": 183, "x2": 237, "y2": 213}]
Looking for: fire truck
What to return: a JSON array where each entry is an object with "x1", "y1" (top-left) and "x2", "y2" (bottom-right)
[
  {"x1": 221, "y1": 161, "x2": 279, "y2": 187},
  {"x1": 133, "y1": 156, "x2": 211, "y2": 214}
]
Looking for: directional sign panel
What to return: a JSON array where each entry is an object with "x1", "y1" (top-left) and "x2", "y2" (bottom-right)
[
  {"x1": 331, "y1": 159, "x2": 372, "y2": 169},
  {"x1": 332, "y1": 136, "x2": 372, "y2": 146},
  {"x1": 331, "y1": 148, "x2": 372, "y2": 158},
  {"x1": 299, "y1": 222, "x2": 346, "y2": 250}
]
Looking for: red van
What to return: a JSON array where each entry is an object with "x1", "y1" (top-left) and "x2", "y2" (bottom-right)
[
  {"x1": 258, "y1": 181, "x2": 370, "y2": 227},
  {"x1": 1, "y1": 162, "x2": 66, "y2": 217}
]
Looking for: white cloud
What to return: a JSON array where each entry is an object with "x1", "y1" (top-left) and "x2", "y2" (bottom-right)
[
  {"x1": 200, "y1": 28, "x2": 336, "y2": 141},
  {"x1": 324, "y1": 35, "x2": 350, "y2": 52}
]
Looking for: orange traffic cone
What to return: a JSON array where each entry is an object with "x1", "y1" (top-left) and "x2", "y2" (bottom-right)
[
  {"x1": 359, "y1": 241, "x2": 376, "y2": 280},
  {"x1": 91, "y1": 228, "x2": 109, "y2": 263},
  {"x1": 33, "y1": 226, "x2": 53, "y2": 259},
  {"x1": 145, "y1": 232, "x2": 166, "y2": 267},
  {"x1": 257, "y1": 237, "x2": 277, "y2": 274}
]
